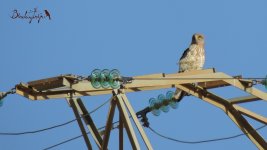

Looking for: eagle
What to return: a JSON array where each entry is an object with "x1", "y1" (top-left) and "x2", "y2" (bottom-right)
[{"x1": 174, "y1": 33, "x2": 206, "y2": 101}]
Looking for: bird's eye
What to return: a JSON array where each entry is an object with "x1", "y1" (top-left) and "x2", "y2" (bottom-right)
[{"x1": 198, "y1": 36, "x2": 202, "y2": 40}]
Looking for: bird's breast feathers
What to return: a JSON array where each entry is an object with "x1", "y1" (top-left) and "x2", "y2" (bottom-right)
[{"x1": 179, "y1": 44, "x2": 205, "y2": 72}]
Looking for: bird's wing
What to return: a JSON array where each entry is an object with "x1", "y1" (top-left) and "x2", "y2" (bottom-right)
[
  {"x1": 179, "y1": 47, "x2": 190, "y2": 61},
  {"x1": 177, "y1": 47, "x2": 190, "y2": 72}
]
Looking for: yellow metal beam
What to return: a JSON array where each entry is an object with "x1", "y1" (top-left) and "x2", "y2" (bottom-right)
[
  {"x1": 68, "y1": 98, "x2": 93, "y2": 150},
  {"x1": 119, "y1": 112, "x2": 124, "y2": 150},
  {"x1": 234, "y1": 105, "x2": 267, "y2": 125},
  {"x1": 116, "y1": 94, "x2": 141, "y2": 150},
  {"x1": 102, "y1": 99, "x2": 116, "y2": 149},
  {"x1": 229, "y1": 95, "x2": 261, "y2": 104},
  {"x1": 219, "y1": 73, "x2": 267, "y2": 101},
  {"x1": 176, "y1": 84, "x2": 267, "y2": 149},
  {"x1": 13, "y1": 69, "x2": 267, "y2": 149},
  {"x1": 16, "y1": 69, "x2": 233, "y2": 100},
  {"x1": 120, "y1": 94, "x2": 153, "y2": 150},
  {"x1": 74, "y1": 98, "x2": 104, "y2": 149}
]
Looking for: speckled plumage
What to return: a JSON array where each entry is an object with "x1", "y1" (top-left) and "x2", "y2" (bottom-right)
[
  {"x1": 174, "y1": 33, "x2": 206, "y2": 101},
  {"x1": 179, "y1": 44, "x2": 205, "y2": 72}
]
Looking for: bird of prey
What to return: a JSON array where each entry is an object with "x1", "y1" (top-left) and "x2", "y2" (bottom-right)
[{"x1": 174, "y1": 33, "x2": 206, "y2": 101}]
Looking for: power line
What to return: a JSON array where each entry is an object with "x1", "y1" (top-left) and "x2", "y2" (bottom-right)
[
  {"x1": 1, "y1": 77, "x2": 265, "y2": 136},
  {"x1": 0, "y1": 119, "x2": 77, "y2": 136},
  {"x1": 0, "y1": 98, "x2": 111, "y2": 136},
  {"x1": 1, "y1": 93, "x2": 266, "y2": 148},
  {"x1": 42, "y1": 122, "x2": 267, "y2": 149},
  {"x1": 42, "y1": 119, "x2": 266, "y2": 149},
  {"x1": 148, "y1": 124, "x2": 267, "y2": 144},
  {"x1": 43, "y1": 134, "x2": 83, "y2": 150},
  {"x1": 42, "y1": 122, "x2": 120, "y2": 150}
]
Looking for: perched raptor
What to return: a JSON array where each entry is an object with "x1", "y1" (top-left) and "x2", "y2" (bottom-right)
[{"x1": 174, "y1": 33, "x2": 206, "y2": 101}]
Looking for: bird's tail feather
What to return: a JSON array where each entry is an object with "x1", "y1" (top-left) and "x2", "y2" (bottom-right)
[{"x1": 174, "y1": 88, "x2": 186, "y2": 102}]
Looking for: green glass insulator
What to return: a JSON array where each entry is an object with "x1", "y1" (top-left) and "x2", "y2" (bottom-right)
[
  {"x1": 169, "y1": 100, "x2": 179, "y2": 109},
  {"x1": 90, "y1": 69, "x2": 101, "y2": 89},
  {"x1": 108, "y1": 69, "x2": 121, "y2": 89},
  {"x1": 158, "y1": 94, "x2": 169, "y2": 113},
  {"x1": 100, "y1": 69, "x2": 111, "y2": 88},
  {"x1": 166, "y1": 91, "x2": 178, "y2": 109},
  {"x1": 149, "y1": 97, "x2": 160, "y2": 116},
  {"x1": 166, "y1": 91, "x2": 174, "y2": 100}
]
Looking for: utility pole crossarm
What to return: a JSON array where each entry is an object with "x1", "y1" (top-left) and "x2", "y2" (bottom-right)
[{"x1": 15, "y1": 68, "x2": 254, "y2": 100}]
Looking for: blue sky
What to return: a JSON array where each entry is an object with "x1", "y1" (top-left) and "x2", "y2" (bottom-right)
[{"x1": 1, "y1": 0, "x2": 267, "y2": 149}]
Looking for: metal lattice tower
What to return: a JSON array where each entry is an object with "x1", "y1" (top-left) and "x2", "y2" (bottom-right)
[{"x1": 11, "y1": 68, "x2": 267, "y2": 150}]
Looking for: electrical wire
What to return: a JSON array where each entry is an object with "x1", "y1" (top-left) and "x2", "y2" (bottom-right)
[
  {"x1": 1, "y1": 81, "x2": 266, "y2": 148},
  {"x1": 42, "y1": 116, "x2": 266, "y2": 150},
  {"x1": 0, "y1": 119, "x2": 77, "y2": 136},
  {"x1": 148, "y1": 124, "x2": 267, "y2": 144},
  {"x1": 2, "y1": 76, "x2": 264, "y2": 135},
  {"x1": 0, "y1": 75, "x2": 265, "y2": 148},
  {"x1": 42, "y1": 122, "x2": 120, "y2": 150},
  {"x1": 0, "y1": 98, "x2": 111, "y2": 136},
  {"x1": 43, "y1": 134, "x2": 83, "y2": 150}
]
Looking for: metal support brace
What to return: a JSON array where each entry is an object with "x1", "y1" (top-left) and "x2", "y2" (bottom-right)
[
  {"x1": 176, "y1": 84, "x2": 267, "y2": 150},
  {"x1": 101, "y1": 90, "x2": 152, "y2": 150},
  {"x1": 119, "y1": 112, "x2": 124, "y2": 150},
  {"x1": 233, "y1": 105, "x2": 267, "y2": 125},
  {"x1": 14, "y1": 69, "x2": 267, "y2": 149},
  {"x1": 102, "y1": 98, "x2": 116, "y2": 150},
  {"x1": 74, "y1": 98, "x2": 104, "y2": 149},
  {"x1": 116, "y1": 94, "x2": 140, "y2": 150},
  {"x1": 68, "y1": 98, "x2": 92, "y2": 150},
  {"x1": 120, "y1": 94, "x2": 153, "y2": 150}
]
